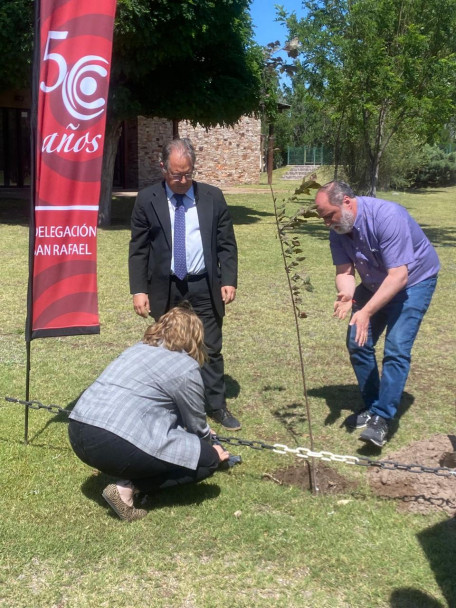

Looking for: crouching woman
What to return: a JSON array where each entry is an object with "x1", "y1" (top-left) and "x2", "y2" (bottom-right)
[{"x1": 68, "y1": 305, "x2": 229, "y2": 521}]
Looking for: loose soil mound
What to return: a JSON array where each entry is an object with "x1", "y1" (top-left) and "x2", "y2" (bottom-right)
[
  {"x1": 367, "y1": 434, "x2": 456, "y2": 516},
  {"x1": 264, "y1": 461, "x2": 357, "y2": 494},
  {"x1": 265, "y1": 434, "x2": 456, "y2": 516}
]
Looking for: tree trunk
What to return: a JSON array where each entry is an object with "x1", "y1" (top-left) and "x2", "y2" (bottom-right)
[
  {"x1": 333, "y1": 108, "x2": 345, "y2": 181},
  {"x1": 98, "y1": 119, "x2": 123, "y2": 227},
  {"x1": 267, "y1": 122, "x2": 274, "y2": 185},
  {"x1": 367, "y1": 156, "x2": 379, "y2": 197},
  {"x1": 367, "y1": 104, "x2": 387, "y2": 196}
]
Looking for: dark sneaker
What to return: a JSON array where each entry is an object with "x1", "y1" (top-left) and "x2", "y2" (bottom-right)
[
  {"x1": 208, "y1": 408, "x2": 241, "y2": 431},
  {"x1": 345, "y1": 409, "x2": 372, "y2": 429},
  {"x1": 359, "y1": 415, "x2": 388, "y2": 447}
]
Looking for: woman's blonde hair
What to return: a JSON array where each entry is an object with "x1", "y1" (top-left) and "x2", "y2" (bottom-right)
[{"x1": 143, "y1": 305, "x2": 207, "y2": 366}]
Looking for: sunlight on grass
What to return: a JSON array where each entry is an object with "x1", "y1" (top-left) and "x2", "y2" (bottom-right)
[{"x1": 0, "y1": 186, "x2": 454, "y2": 607}]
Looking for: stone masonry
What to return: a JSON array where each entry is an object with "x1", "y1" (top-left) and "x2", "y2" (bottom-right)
[{"x1": 136, "y1": 115, "x2": 262, "y2": 189}]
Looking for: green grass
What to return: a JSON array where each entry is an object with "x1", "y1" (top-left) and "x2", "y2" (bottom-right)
[{"x1": 0, "y1": 183, "x2": 455, "y2": 607}]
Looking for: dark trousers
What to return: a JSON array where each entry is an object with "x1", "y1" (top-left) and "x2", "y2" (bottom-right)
[
  {"x1": 167, "y1": 274, "x2": 226, "y2": 412},
  {"x1": 68, "y1": 419, "x2": 220, "y2": 493}
]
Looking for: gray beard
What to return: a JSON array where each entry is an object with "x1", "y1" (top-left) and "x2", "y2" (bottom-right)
[{"x1": 331, "y1": 208, "x2": 355, "y2": 234}]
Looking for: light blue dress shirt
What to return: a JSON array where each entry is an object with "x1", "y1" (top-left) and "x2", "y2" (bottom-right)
[{"x1": 165, "y1": 184, "x2": 205, "y2": 275}]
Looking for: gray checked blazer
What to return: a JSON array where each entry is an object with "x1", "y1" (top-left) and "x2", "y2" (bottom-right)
[{"x1": 69, "y1": 343, "x2": 211, "y2": 470}]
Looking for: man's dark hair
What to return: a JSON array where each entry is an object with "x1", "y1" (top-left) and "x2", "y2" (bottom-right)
[
  {"x1": 319, "y1": 181, "x2": 355, "y2": 206},
  {"x1": 161, "y1": 138, "x2": 196, "y2": 170}
]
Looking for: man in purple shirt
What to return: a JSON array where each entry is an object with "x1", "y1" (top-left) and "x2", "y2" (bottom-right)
[{"x1": 315, "y1": 181, "x2": 439, "y2": 447}]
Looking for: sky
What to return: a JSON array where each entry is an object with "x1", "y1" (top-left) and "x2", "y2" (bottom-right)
[{"x1": 249, "y1": 0, "x2": 306, "y2": 46}]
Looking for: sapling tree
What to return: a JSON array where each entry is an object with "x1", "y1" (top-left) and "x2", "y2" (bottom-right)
[{"x1": 271, "y1": 178, "x2": 320, "y2": 493}]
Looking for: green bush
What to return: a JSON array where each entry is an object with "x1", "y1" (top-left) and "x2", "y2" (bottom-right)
[
  {"x1": 411, "y1": 145, "x2": 456, "y2": 187},
  {"x1": 378, "y1": 135, "x2": 427, "y2": 191}
]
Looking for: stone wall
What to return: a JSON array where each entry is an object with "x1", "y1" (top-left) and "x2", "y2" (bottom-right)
[{"x1": 136, "y1": 115, "x2": 262, "y2": 189}]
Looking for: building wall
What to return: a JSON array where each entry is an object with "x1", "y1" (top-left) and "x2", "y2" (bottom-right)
[{"x1": 136, "y1": 115, "x2": 262, "y2": 189}]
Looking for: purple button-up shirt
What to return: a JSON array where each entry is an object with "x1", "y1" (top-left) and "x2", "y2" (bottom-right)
[{"x1": 329, "y1": 197, "x2": 440, "y2": 292}]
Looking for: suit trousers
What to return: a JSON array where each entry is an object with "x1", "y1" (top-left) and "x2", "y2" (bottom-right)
[
  {"x1": 167, "y1": 274, "x2": 226, "y2": 412},
  {"x1": 68, "y1": 419, "x2": 220, "y2": 493}
]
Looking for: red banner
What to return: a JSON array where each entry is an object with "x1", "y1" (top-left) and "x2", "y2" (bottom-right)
[{"x1": 28, "y1": 0, "x2": 116, "y2": 339}]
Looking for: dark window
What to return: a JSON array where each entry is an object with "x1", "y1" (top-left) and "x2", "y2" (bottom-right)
[{"x1": 0, "y1": 108, "x2": 31, "y2": 187}]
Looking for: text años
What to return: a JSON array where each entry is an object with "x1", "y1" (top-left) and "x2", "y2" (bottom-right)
[{"x1": 42, "y1": 123, "x2": 102, "y2": 154}]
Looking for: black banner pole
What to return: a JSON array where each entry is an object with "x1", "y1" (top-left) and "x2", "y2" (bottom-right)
[
  {"x1": 24, "y1": 0, "x2": 41, "y2": 444},
  {"x1": 24, "y1": 342, "x2": 31, "y2": 444}
]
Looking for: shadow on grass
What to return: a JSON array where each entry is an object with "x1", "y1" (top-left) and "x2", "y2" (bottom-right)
[
  {"x1": 271, "y1": 401, "x2": 308, "y2": 442},
  {"x1": 81, "y1": 473, "x2": 222, "y2": 517},
  {"x1": 307, "y1": 384, "x2": 413, "y2": 426},
  {"x1": 225, "y1": 374, "x2": 240, "y2": 400},
  {"x1": 413, "y1": 517, "x2": 456, "y2": 608},
  {"x1": 25, "y1": 396, "x2": 79, "y2": 445},
  {"x1": 390, "y1": 587, "x2": 444, "y2": 607},
  {"x1": 417, "y1": 224, "x2": 456, "y2": 247},
  {"x1": 0, "y1": 197, "x2": 275, "y2": 230},
  {"x1": 228, "y1": 204, "x2": 274, "y2": 225},
  {"x1": 307, "y1": 384, "x2": 363, "y2": 426}
]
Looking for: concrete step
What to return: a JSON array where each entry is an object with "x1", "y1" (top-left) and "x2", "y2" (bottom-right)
[{"x1": 282, "y1": 165, "x2": 320, "y2": 180}]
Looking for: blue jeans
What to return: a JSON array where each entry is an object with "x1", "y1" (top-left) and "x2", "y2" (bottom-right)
[{"x1": 346, "y1": 276, "x2": 437, "y2": 420}]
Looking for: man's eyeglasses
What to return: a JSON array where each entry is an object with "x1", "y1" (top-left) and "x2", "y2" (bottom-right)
[{"x1": 167, "y1": 171, "x2": 194, "y2": 182}]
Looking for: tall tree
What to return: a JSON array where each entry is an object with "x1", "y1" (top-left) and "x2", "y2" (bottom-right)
[
  {"x1": 0, "y1": 0, "x2": 33, "y2": 90},
  {"x1": 279, "y1": 0, "x2": 456, "y2": 194},
  {"x1": 99, "y1": 0, "x2": 261, "y2": 224},
  {"x1": 0, "y1": 1, "x2": 262, "y2": 223}
]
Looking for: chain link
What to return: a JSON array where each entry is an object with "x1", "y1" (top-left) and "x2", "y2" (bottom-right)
[
  {"x1": 215, "y1": 436, "x2": 456, "y2": 478},
  {"x1": 4, "y1": 396, "x2": 68, "y2": 416},
  {"x1": 5, "y1": 396, "x2": 456, "y2": 478}
]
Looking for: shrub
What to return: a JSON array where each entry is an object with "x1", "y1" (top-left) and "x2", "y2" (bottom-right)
[{"x1": 411, "y1": 145, "x2": 456, "y2": 187}]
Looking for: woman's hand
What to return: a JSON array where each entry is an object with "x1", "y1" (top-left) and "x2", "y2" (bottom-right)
[{"x1": 213, "y1": 444, "x2": 230, "y2": 462}]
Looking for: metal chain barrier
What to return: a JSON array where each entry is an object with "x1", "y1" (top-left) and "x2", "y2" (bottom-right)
[
  {"x1": 5, "y1": 396, "x2": 456, "y2": 478},
  {"x1": 5, "y1": 396, "x2": 69, "y2": 416}
]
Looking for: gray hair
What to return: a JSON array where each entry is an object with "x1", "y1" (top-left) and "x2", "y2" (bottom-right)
[
  {"x1": 161, "y1": 138, "x2": 196, "y2": 170},
  {"x1": 318, "y1": 181, "x2": 355, "y2": 206}
]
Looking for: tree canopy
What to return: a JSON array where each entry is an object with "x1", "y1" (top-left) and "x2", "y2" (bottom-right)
[
  {"x1": 0, "y1": 0, "x2": 262, "y2": 223},
  {"x1": 1, "y1": 0, "x2": 261, "y2": 124},
  {"x1": 279, "y1": 0, "x2": 456, "y2": 194},
  {"x1": 111, "y1": 0, "x2": 261, "y2": 126},
  {"x1": 0, "y1": 0, "x2": 34, "y2": 91}
]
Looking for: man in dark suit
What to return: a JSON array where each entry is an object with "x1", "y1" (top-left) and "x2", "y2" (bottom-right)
[{"x1": 128, "y1": 138, "x2": 241, "y2": 430}]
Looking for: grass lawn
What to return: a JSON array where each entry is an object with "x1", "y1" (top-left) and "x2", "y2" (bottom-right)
[{"x1": 0, "y1": 177, "x2": 455, "y2": 607}]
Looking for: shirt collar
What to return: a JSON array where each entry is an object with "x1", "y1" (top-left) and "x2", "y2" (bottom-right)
[
  {"x1": 165, "y1": 183, "x2": 195, "y2": 205},
  {"x1": 352, "y1": 196, "x2": 364, "y2": 232}
]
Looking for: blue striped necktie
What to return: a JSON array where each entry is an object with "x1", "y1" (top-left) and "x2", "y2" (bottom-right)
[{"x1": 173, "y1": 194, "x2": 187, "y2": 280}]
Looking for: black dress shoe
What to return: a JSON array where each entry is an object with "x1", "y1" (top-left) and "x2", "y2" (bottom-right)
[{"x1": 208, "y1": 408, "x2": 241, "y2": 431}]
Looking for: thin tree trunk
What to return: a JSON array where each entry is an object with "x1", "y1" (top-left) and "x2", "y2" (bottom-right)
[
  {"x1": 367, "y1": 104, "x2": 388, "y2": 196},
  {"x1": 333, "y1": 108, "x2": 345, "y2": 181},
  {"x1": 267, "y1": 122, "x2": 274, "y2": 185},
  {"x1": 98, "y1": 119, "x2": 123, "y2": 227}
]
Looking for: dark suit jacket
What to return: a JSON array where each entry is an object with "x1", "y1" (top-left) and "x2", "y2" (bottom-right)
[{"x1": 129, "y1": 180, "x2": 238, "y2": 319}]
